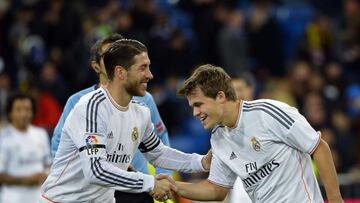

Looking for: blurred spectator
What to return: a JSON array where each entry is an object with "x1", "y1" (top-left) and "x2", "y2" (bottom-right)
[
  {"x1": 150, "y1": 29, "x2": 196, "y2": 82},
  {"x1": 178, "y1": 0, "x2": 227, "y2": 64},
  {"x1": 302, "y1": 92, "x2": 328, "y2": 129},
  {"x1": 0, "y1": 92, "x2": 51, "y2": 203},
  {"x1": 346, "y1": 84, "x2": 360, "y2": 118},
  {"x1": 339, "y1": 0, "x2": 360, "y2": 82},
  {"x1": 28, "y1": 82, "x2": 62, "y2": 133},
  {"x1": 298, "y1": 14, "x2": 336, "y2": 67},
  {"x1": 331, "y1": 110, "x2": 356, "y2": 172},
  {"x1": 39, "y1": 60, "x2": 68, "y2": 105},
  {"x1": 218, "y1": 8, "x2": 250, "y2": 75},
  {"x1": 287, "y1": 60, "x2": 312, "y2": 108},
  {"x1": 0, "y1": 71, "x2": 11, "y2": 126},
  {"x1": 247, "y1": 0, "x2": 284, "y2": 76},
  {"x1": 323, "y1": 62, "x2": 348, "y2": 110},
  {"x1": 231, "y1": 72, "x2": 255, "y2": 101},
  {"x1": 158, "y1": 76, "x2": 190, "y2": 135}
]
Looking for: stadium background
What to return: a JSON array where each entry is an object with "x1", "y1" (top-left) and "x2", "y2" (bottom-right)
[{"x1": 0, "y1": 0, "x2": 359, "y2": 202}]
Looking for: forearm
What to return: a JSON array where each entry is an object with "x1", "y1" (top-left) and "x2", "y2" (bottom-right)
[
  {"x1": 144, "y1": 144, "x2": 205, "y2": 173},
  {"x1": 81, "y1": 156, "x2": 155, "y2": 193},
  {"x1": 176, "y1": 180, "x2": 228, "y2": 201},
  {"x1": 0, "y1": 173, "x2": 32, "y2": 185},
  {"x1": 313, "y1": 139, "x2": 343, "y2": 201}
]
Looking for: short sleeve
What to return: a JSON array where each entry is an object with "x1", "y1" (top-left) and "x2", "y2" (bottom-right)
[
  {"x1": 208, "y1": 154, "x2": 237, "y2": 188},
  {"x1": 264, "y1": 103, "x2": 320, "y2": 154}
]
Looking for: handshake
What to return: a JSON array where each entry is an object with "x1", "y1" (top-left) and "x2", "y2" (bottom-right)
[
  {"x1": 149, "y1": 150, "x2": 212, "y2": 202},
  {"x1": 149, "y1": 174, "x2": 178, "y2": 202}
]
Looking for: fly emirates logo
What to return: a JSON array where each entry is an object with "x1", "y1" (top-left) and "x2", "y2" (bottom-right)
[
  {"x1": 242, "y1": 159, "x2": 280, "y2": 188},
  {"x1": 107, "y1": 143, "x2": 131, "y2": 164}
]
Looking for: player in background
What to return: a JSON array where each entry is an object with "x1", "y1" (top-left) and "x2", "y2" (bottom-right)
[
  {"x1": 40, "y1": 39, "x2": 211, "y2": 203},
  {"x1": 50, "y1": 33, "x2": 173, "y2": 203},
  {"x1": 172, "y1": 64, "x2": 343, "y2": 203},
  {"x1": 0, "y1": 92, "x2": 51, "y2": 203}
]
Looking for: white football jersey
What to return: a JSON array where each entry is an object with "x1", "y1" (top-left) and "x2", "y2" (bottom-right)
[
  {"x1": 208, "y1": 99, "x2": 323, "y2": 203},
  {"x1": 0, "y1": 125, "x2": 51, "y2": 203},
  {"x1": 41, "y1": 88, "x2": 205, "y2": 202}
]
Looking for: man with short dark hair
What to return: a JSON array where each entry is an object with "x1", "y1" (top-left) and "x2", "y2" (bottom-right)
[
  {"x1": 0, "y1": 92, "x2": 51, "y2": 203},
  {"x1": 51, "y1": 33, "x2": 173, "y2": 203},
  {"x1": 173, "y1": 64, "x2": 343, "y2": 203},
  {"x1": 40, "y1": 39, "x2": 211, "y2": 202}
]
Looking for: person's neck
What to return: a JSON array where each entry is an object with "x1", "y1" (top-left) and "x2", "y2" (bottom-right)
[
  {"x1": 222, "y1": 100, "x2": 241, "y2": 128},
  {"x1": 105, "y1": 83, "x2": 132, "y2": 107},
  {"x1": 11, "y1": 124, "x2": 28, "y2": 132},
  {"x1": 99, "y1": 77, "x2": 109, "y2": 87}
]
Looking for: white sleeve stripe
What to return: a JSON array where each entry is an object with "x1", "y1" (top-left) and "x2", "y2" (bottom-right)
[
  {"x1": 309, "y1": 132, "x2": 321, "y2": 154},
  {"x1": 90, "y1": 158, "x2": 143, "y2": 188},
  {"x1": 145, "y1": 137, "x2": 160, "y2": 149},
  {"x1": 138, "y1": 139, "x2": 160, "y2": 153},
  {"x1": 94, "y1": 158, "x2": 143, "y2": 184},
  {"x1": 144, "y1": 134, "x2": 159, "y2": 146},
  {"x1": 142, "y1": 132, "x2": 156, "y2": 144},
  {"x1": 91, "y1": 160, "x2": 143, "y2": 189}
]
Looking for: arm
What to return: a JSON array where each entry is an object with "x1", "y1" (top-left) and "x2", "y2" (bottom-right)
[
  {"x1": 176, "y1": 180, "x2": 229, "y2": 201},
  {"x1": 138, "y1": 93, "x2": 172, "y2": 175},
  {"x1": 0, "y1": 173, "x2": 47, "y2": 186},
  {"x1": 139, "y1": 110, "x2": 207, "y2": 173},
  {"x1": 140, "y1": 135, "x2": 207, "y2": 173},
  {"x1": 51, "y1": 97, "x2": 76, "y2": 158},
  {"x1": 312, "y1": 139, "x2": 343, "y2": 203}
]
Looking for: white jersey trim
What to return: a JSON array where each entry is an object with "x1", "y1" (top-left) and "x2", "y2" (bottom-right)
[
  {"x1": 309, "y1": 131, "x2": 321, "y2": 155},
  {"x1": 207, "y1": 179, "x2": 234, "y2": 189}
]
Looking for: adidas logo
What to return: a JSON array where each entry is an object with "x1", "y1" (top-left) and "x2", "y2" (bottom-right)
[
  {"x1": 230, "y1": 151, "x2": 237, "y2": 160},
  {"x1": 107, "y1": 131, "x2": 114, "y2": 139}
]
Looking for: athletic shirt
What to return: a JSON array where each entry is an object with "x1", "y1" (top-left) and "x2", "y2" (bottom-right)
[
  {"x1": 208, "y1": 99, "x2": 323, "y2": 203},
  {"x1": 41, "y1": 87, "x2": 204, "y2": 202},
  {"x1": 0, "y1": 125, "x2": 51, "y2": 203}
]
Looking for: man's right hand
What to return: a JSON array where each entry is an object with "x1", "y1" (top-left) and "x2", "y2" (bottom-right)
[{"x1": 150, "y1": 174, "x2": 177, "y2": 201}]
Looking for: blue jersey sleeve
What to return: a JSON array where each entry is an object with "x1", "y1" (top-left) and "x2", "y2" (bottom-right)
[
  {"x1": 51, "y1": 97, "x2": 76, "y2": 158},
  {"x1": 51, "y1": 86, "x2": 95, "y2": 159}
]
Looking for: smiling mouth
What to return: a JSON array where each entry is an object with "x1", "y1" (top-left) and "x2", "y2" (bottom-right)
[{"x1": 200, "y1": 115, "x2": 207, "y2": 122}]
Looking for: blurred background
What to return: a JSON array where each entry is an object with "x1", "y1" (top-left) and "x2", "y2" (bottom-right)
[{"x1": 0, "y1": 0, "x2": 360, "y2": 202}]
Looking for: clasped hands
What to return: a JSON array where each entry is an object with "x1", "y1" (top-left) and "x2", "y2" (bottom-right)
[
  {"x1": 150, "y1": 174, "x2": 177, "y2": 202},
  {"x1": 149, "y1": 150, "x2": 213, "y2": 201}
]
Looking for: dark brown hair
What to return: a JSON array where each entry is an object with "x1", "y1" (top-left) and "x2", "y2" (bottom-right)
[
  {"x1": 178, "y1": 64, "x2": 237, "y2": 101},
  {"x1": 103, "y1": 39, "x2": 147, "y2": 80}
]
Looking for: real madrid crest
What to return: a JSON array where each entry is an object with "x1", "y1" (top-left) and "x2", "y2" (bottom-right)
[
  {"x1": 251, "y1": 136, "x2": 261, "y2": 151},
  {"x1": 131, "y1": 127, "x2": 139, "y2": 142}
]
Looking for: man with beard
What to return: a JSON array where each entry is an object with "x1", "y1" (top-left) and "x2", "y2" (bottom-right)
[
  {"x1": 51, "y1": 33, "x2": 173, "y2": 203},
  {"x1": 40, "y1": 39, "x2": 211, "y2": 203}
]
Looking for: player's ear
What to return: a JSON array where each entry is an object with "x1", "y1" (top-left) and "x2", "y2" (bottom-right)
[
  {"x1": 91, "y1": 61, "x2": 101, "y2": 74},
  {"x1": 114, "y1": 65, "x2": 126, "y2": 80},
  {"x1": 216, "y1": 91, "x2": 226, "y2": 103}
]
